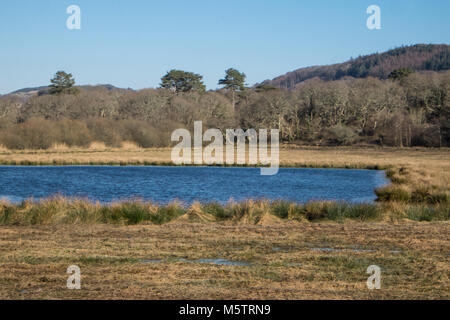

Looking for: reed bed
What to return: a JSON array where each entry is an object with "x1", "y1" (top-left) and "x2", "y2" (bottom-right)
[{"x1": 0, "y1": 196, "x2": 448, "y2": 226}]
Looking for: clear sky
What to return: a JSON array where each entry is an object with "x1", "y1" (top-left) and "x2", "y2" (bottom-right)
[{"x1": 0, "y1": 0, "x2": 449, "y2": 94}]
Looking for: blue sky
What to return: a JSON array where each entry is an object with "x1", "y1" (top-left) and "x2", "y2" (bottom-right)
[{"x1": 0, "y1": 0, "x2": 449, "y2": 93}]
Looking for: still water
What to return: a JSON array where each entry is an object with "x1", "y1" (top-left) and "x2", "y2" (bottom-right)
[{"x1": 0, "y1": 166, "x2": 388, "y2": 204}]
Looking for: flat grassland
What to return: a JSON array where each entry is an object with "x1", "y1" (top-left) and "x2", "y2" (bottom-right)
[
  {"x1": 0, "y1": 146, "x2": 449, "y2": 299},
  {"x1": 0, "y1": 221, "x2": 448, "y2": 299}
]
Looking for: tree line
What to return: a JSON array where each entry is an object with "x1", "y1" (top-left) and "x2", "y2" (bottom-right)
[{"x1": 0, "y1": 67, "x2": 448, "y2": 149}]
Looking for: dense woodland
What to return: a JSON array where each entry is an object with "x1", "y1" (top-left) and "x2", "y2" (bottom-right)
[
  {"x1": 263, "y1": 44, "x2": 450, "y2": 88},
  {"x1": 0, "y1": 45, "x2": 449, "y2": 149}
]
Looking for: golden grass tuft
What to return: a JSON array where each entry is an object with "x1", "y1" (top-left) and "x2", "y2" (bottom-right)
[
  {"x1": 256, "y1": 211, "x2": 284, "y2": 225},
  {"x1": 49, "y1": 143, "x2": 70, "y2": 151},
  {"x1": 174, "y1": 201, "x2": 216, "y2": 223},
  {"x1": 88, "y1": 141, "x2": 108, "y2": 151},
  {"x1": 120, "y1": 141, "x2": 141, "y2": 151}
]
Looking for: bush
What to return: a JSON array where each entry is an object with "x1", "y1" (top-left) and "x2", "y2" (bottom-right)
[{"x1": 324, "y1": 125, "x2": 357, "y2": 146}]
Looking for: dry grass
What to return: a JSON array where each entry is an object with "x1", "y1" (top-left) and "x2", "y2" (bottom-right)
[
  {"x1": 48, "y1": 143, "x2": 71, "y2": 151},
  {"x1": 87, "y1": 141, "x2": 108, "y2": 151},
  {"x1": 0, "y1": 222, "x2": 448, "y2": 299},
  {"x1": 120, "y1": 141, "x2": 141, "y2": 151}
]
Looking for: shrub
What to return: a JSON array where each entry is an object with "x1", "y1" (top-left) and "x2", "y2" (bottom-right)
[{"x1": 324, "y1": 125, "x2": 357, "y2": 146}]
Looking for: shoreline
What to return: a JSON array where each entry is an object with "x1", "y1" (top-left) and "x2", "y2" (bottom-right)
[{"x1": 0, "y1": 161, "x2": 388, "y2": 170}]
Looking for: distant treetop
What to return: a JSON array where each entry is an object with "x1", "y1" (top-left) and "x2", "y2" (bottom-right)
[
  {"x1": 218, "y1": 68, "x2": 246, "y2": 92},
  {"x1": 50, "y1": 71, "x2": 79, "y2": 95},
  {"x1": 160, "y1": 69, "x2": 206, "y2": 93},
  {"x1": 388, "y1": 68, "x2": 414, "y2": 81}
]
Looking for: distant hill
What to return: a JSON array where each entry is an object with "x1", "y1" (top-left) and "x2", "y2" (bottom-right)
[
  {"x1": 260, "y1": 44, "x2": 450, "y2": 89},
  {"x1": 7, "y1": 84, "x2": 132, "y2": 100},
  {"x1": 10, "y1": 86, "x2": 50, "y2": 94}
]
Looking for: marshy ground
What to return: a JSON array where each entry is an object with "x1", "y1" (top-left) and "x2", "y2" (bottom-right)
[
  {"x1": 0, "y1": 146, "x2": 449, "y2": 299},
  {"x1": 0, "y1": 221, "x2": 448, "y2": 299}
]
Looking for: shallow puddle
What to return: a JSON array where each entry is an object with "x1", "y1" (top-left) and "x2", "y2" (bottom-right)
[
  {"x1": 309, "y1": 247, "x2": 401, "y2": 254},
  {"x1": 140, "y1": 258, "x2": 250, "y2": 266},
  {"x1": 189, "y1": 259, "x2": 251, "y2": 266},
  {"x1": 140, "y1": 259, "x2": 163, "y2": 263}
]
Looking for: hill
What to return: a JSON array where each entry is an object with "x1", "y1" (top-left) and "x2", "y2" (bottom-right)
[
  {"x1": 261, "y1": 44, "x2": 450, "y2": 89},
  {"x1": 7, "y1": 84, "x2": 131, "y2": 100}
]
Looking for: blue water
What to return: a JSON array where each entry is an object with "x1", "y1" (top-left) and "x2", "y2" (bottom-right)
[{"x1": 0, "y1": 166, "x2": 388, "y2": 204}]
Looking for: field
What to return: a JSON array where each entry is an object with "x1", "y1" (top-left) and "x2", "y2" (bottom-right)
[
  {"x1": 0, "y1": 221, "x2": 448, "y2": 299},
  {"x1": 0, "y1": 146, "x2": 449, "y2": 299}
]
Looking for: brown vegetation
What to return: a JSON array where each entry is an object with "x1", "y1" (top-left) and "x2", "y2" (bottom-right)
[
  {"x1": 0, "y1": 221, "x2": 448, "y2": 299},
  {"x1": 1, "y1": 69, "x2": 449, "y2": 149},
  {"x1": 262, "y1": 44, "x2": 450, "y2": 88}
]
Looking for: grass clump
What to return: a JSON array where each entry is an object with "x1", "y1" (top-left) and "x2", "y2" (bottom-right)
[
  {"x1": 405, "y1": 204, "x2": 450, "y2": 221},
  {"x1": 375, "y1": 186, "x2": 410, "y2": 202},
  {"x1": 346, "y1": 203, "x2": 379, "y2": 220},
  {"x1": 303, "y1": 202, "x2": 328, "y2": 221},
  {"x1": 227, "y1": 200, "x2": 265, "y2": 222},
  {"x1": 410, "y1": 187, "x2": 449, "y2": 204},
  {"x1": 301, "y1": 201, "x2": 379, "y2": 221},
  {"x1": 0, "y1": 196, "x2": 448, "y2": 226},
  {"x1": 202, "y1": 202, "x2": 231, "y2": 220},
  {"x1": 104, "y1": 201, "x2": 151, "y2": 224},
  {"x1": 271, "y1": 200, "x2": 292, "y2": 219},
  {"x1": 151, "y1": 202, "x2": 185, "y2": 224}
]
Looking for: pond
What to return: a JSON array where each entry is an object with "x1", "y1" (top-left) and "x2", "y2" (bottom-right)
[{"x1": 0, "y1": 166, "x2": 388, "y2": 204}]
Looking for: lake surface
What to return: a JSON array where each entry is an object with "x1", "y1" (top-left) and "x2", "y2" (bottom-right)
[{"x1": 0, "y1": 166, "x2": 388, "y2": 204}]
